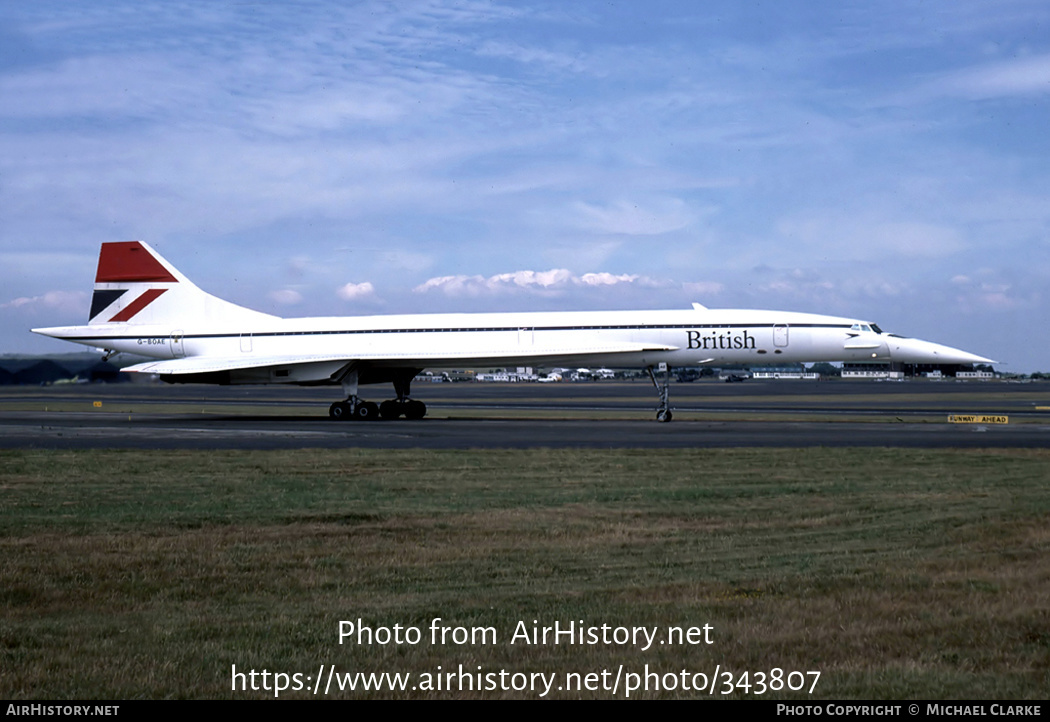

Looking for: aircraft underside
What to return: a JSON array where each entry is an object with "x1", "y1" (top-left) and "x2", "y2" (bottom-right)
[
  {"x1": 320, "y1": 363, "x2": 679, "y2": 422},
  {"x1": 158, "y1": 361, "x2": 679, "y2": 421}
]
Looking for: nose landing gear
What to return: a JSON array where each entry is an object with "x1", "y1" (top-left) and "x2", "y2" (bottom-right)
[{"x1": 646, "y1": 364, "x2": 673, "y2": 422}]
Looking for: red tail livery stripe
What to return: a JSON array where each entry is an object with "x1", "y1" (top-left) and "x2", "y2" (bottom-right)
[
  {"x1": 108, "y1": 288, "x2": 168, "y2": 322},
  {"x1": 95, "y1": 241, "x2": 177, "y2": 283}
]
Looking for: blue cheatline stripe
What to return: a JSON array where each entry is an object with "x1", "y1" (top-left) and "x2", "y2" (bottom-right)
[{"x1": 70, "y1": 322, "x2": 851, "y2": 343}]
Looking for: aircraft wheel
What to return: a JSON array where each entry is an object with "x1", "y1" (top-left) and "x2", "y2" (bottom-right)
[
  {"x1": 404, "y1": 399, "x2": 427, "y2": 420},
  {"x1": 380, "y1": 400, "x2": 402, "y2": 420},
  {"x1": 329, "y1": 402, "x2": 351, "y2": 420},
  {"x1": 656, "y1": 410, "x2": 673, "y2": 423},
  {"x1": 355, "y1": 401, "x2": 379, "y2": 421}
]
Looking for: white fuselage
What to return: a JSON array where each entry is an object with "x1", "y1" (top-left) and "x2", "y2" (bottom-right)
[{"x1": 39, "y1": 305, "x2": 980, "y2": 386}]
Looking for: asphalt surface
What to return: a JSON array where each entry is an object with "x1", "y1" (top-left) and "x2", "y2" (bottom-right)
[{"x1": 2, "y1": 379, "x2": 1047, "y2": 449}]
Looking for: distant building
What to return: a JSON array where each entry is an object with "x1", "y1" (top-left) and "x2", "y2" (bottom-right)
[
  {"x1": 956, "y1": 370, "x2": 996, "y2": 380},
  {"x1": 750, "y1": 365, "x2": 818, "y2": 380},
  {"x1": 841, "y1": 363, "x2": 905, "y2": 379},
  {"x1": 475, "y1": 368, "x2": 538, "y2": 382}
]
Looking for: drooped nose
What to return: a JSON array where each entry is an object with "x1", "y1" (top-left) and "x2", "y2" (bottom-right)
[{"x1": 885, "y1": 336, "x2": 996, "y2": 365}]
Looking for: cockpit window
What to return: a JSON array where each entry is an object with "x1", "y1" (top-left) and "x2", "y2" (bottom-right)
[
  {"x1": 852, "y1": 323, "x2": 883, "y2": 334},
  {"x1": 871, "y1": 323, "x2": 883, "y2": 334}
]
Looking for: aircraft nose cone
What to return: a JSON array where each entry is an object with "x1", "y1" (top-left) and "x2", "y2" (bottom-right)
[{"x1": 886, "y1": 337, "x2": 996, "y2": 365}]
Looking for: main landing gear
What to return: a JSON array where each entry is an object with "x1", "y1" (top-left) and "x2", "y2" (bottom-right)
[
  {"x1": 329, "y1": 367, "x2": 427, "y2": 421},
  {"x1": 380, "y1": 398, "x2": 426, "y2": 420},
  {"x1": 329, "y1": 395, "x2": 427, "y2": 421},
  {"x1": 329, "y1": 397, "x2": 380, "y2": 421},
  {"x1": 646, "y1": 364, "x2": 673, "y2": 423}
]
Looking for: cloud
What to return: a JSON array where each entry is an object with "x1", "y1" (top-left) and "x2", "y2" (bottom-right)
[
  {"x1": 268, "y1": 289, "x2": 302, "y2": 305},
  {"x1": 939, "y1": 53, "x2": 1050, "y2": 99},
  {"x1": 576, "y1": 272, "x2": 639, "y2": 286},
  {"x1": 336, "y1": 281, "x2": 376, "y2": 301},
  {"x1": 412, "y1": 269, "x2": 658, "y2": 297},
  {"x1": 948, "y1": 271, "x2": 1040, "y2": 312},
  {"x1": 489, "y1": 269, "x2": 573, "y2": 288},
  {"x1": 474, "y1": 39, "x2": 588, "y2": 74},
  {"x1": 2, "y1": 290, "x2": 88, "y2": 314},
  {"x1": 570, "y1": 198, "x2": 693, "y2": 236}
]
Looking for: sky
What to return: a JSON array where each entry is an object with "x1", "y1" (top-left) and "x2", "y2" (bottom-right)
[{"x1": 2, "y1": 1, "x2": 1048, "y2": 371}]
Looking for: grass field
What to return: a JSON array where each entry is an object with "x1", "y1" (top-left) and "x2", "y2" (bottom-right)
[{"x1": 1, "y1": 447, "x2": 1048, "y2": 699}]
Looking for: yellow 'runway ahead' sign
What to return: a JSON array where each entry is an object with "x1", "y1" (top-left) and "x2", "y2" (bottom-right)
[{"x1": 948, "y1": 415, "x2": 1008, "y2": 424}]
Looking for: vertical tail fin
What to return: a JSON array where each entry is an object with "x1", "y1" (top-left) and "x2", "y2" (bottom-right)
[{"x1": 88, "y1": 241, "x2": 276, "y2": 326}]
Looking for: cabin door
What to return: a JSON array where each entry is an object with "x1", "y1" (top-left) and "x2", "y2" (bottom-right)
[
  {"x1": 170, "y1": 331, "x2": 185, "y2": 358},
  {"x1": 773, "y1": 324, "x2": 789, "y2": 348}
]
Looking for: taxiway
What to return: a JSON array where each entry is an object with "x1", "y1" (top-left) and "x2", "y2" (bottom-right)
[{"x1": 1, "y1": 379, "x2": 1046, "y2": 449}]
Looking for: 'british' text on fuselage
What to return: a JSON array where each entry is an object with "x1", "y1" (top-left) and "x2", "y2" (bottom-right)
[{"x1": 686, "y1": 330, "x2": 756, "y2": 350}]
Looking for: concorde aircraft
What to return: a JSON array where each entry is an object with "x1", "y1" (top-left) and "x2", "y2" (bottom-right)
[{"x1": 33, "y1": 241, "x2": 995, "y2": 422}]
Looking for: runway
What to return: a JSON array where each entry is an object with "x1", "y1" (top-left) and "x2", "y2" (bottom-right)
[{"x1": 1, "y1": 379, "x2": 1047, "y2": 449}]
